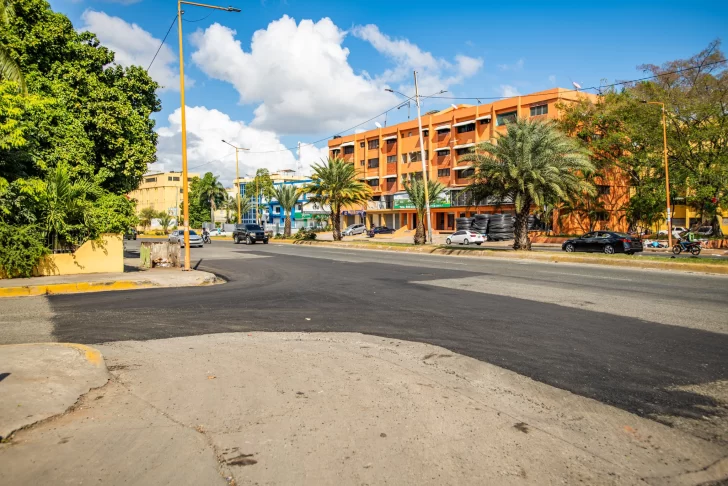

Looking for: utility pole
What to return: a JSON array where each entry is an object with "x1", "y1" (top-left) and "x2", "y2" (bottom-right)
[{"x1": 414, "y1": 70, "x2": 433, "y2": 244}]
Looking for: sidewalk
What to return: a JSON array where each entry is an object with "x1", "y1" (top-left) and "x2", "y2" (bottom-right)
[
  {"x1": 0, "y1": 268, "x2": 220, "y2": 298},
  {"x1": 1, "y1": 332, "x2": 726, "y2": 485}
]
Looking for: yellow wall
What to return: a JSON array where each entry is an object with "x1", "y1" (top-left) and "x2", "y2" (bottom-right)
[
  {"x1": 127, "y1": 171, "x2": 199, "y2": 215},
  {"x1": 33, "y1": 234, "x2": 123, "y2": 276}
]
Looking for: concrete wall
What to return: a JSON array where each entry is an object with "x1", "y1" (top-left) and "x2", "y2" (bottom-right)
[{"x1": 33, "y1": 234, "x2": 123, "y2": 276}]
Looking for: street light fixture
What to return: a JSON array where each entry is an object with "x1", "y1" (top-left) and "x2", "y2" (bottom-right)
[
  {"x1": 384, "y1": 85, "x2": 447, "y2": 244},
  {"x1": 177, "y1": 1, "x2": 240, "y2": 271},
  {"x1": 641, "y1": 100, "x2": 673, "y2": 248},
  {"x1": 221, "y1": 140, "x2": 249, "y2": 224}
]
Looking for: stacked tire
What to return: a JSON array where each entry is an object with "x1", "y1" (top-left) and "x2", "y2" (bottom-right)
[
  {"x1": 471, "y1": 214, "x2": 490, "y2": 236},
  {"x1": 487, "y1": 213, "x2": 514, "y2": 241},
  {"x1": 455, "y1": 217, "x2": 473, "y2": 231}
]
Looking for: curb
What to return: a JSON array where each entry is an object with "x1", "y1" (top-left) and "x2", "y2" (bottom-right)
[
  {"x1": 276, "y1": 240, "x2": 728, "y2": 275},
  {"x1": 0, "y1": 274, "x2": 221, "y2": 298}
]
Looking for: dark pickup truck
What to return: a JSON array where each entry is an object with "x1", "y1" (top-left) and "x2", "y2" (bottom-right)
[{"x1": 233, "y1": 223, "x2": 269, "y2": 244}]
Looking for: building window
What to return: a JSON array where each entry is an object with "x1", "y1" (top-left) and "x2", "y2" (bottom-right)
[
  {"x1": 386, "y1": 139, "x2": 396, "y2": 145},
  {"x1": 530, "y1": 104, "x2": 548, "y2": 116},
  {"x1": 458, "y1": 169, "x2": 475, "y2": 178},
  {"x1": 368, "y1": 158, "x2": 379, "y2": 169},
  {"x1": 360, "y1": 142, "x2": 365, "y2": 148},
  {"x1": 401, "y1": 154, "x2": 408, "y2": 164},
  {"x1": 180, "y1": 188, "x2": 183, "y2": 194},
  {"x1": 368, "y1": 140, "x2": 379, "y2": 150},
  {"x1": 597, "y1": 185, "x2": 611, "y2": 195},
  {"x1": 360, "y1": 160, "x2": 365, "y2": 166},
  {"x1": 480, "y1": 118, "x2": 491, "y2": 125},
  {"x1": 331, "y1": 149, "x2": 340, "y2": 156},
  {"x1": 496, "y1": 110, "x2": 518, "y2": 126},
  {"x1": 457, "y1": 123, "x2": 475, "y2": 133},
  {"x1": 409, "y1": 151, "x2": 422, "y2": 163},
  {"x1": 437, "y1": 168, "x2": 450, "y2": 177},
  {"x1": 455, "y1": 148, "x2": 471, "y2": 156},
  {"x1": 386, "y1": 155, "x2": 397, "y2": 163},
  {"x1": 297, "y1": 204, "x2": 303, "y2": 211},
  {"x1": 344, "y1": 145, "x2": 354, "y2": 154},
  {"x1": 422, "y1": 129, "x2": 429, "y2": 136},
  {"x1": 145, "y1": 177, "x2": 157, "y2": 183},
  {"x1": 367, "y1": 179, "x2": 379, "y2": 187}
]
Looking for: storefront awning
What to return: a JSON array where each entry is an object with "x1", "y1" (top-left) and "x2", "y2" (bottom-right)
[
  {"x1": 383, "y1": 174, "x2": 398, "y2": 179},
  {"x1": 434, "y1": 125, "x2": 451, "y2": 131},
  {"x1": 453, "y1": 143, "x2": 475, "y2": 150},
  {"x1": 382, "y1": 135, "x2": 397, "y2": 141},
  {"x1": 452, "y1": 120, "x2": 475, "y2": 127},
  {"x1": 433, "y1": 147, "x2": 450, "y2": 152},
  {"x1": 476, "y1": 115, "x2": 492, "y2": 121},
  {"x1": 365, "y1": 176, "x2": 380, "y2": 180},
  {"x1": 453, "y1": 165, "x2": 473, "y2": 171},
  {"x1": 340, "y1": 141, "x2": 355, "y2": 147}
]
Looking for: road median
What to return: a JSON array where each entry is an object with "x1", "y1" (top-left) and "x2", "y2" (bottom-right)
[
  {"x1": 0, "y1": 269, "x2": 221, "y2": 298},
  {"x1": 276, "y1": 239, "x2": 728, "y2": 274}
]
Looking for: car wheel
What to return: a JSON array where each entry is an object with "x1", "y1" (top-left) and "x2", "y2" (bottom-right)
[
  {"x1": 248, "y1": 236, "x2": 255, "y2": 245},
  {"x1": 476, "y1": 242, "x2": 482, "y2": 246},
  {"x1": 446, "y1": 238, "x2": 452, "y2": 245},
  {"x1": 564, "y1": 243, "x2": 575, "y2": 252},
  {"x1": 603, "y1": 244, "x2": 615, "y2": 254},
  {"x1": 264, "y1": 239, "x2": 269, "y2": 244},
  {"x1": 463, "y1": 238, "x2": 469, "y2": 246},
  {"x1": 626, "y1": 251, "x2": 634, "y2": 255}
]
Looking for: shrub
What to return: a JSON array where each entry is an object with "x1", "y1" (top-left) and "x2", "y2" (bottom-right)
[
  {"x1": 293, "y1": 228, "x2": 317, "y2": 241},
  {"x1": 0, "y1": 224, "x2": 50, "y2": 278}
]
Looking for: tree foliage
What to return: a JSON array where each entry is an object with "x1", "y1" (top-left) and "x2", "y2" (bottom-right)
[
  {"x1": 402, "y1": 176, "x2": 445, "y2": 245},
  {"x1": 272, "y1": 184, "x2": 300, "y2": 238},
  {"x1": 462, "y1": 119, "x2": 594, "y2": 250},
  {"x1": 304, "y1": 158, "x2": 372, "y2": 241},
  {"x1": 197, "y1": 172, "x2": 226, "y2": 225}
]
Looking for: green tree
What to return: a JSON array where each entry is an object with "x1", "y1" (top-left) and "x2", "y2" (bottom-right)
[
  {"x1": 462, "y1": 119, "x2": 594, "y2": 250},
  {"x1": 197, "y1": 172, "x2": 226, "y2": 225},
  {"x1": 138, "y1": 207, "x2": 158, "y2": 230},
  {"x1": 272, "y1": 184, "x2": 300, "y2": 237},
  {"x1": 158, "y1": 211, "x2": 173, "y2": 234},
  {"x1": 0, "y1": 0, "x2": 26, "y2": 94},
  {"x1": 402, "y1": 176, "x2": 445, "y2": 245},
  {"x1": 304, "y1": 158, "x2": 372, "y2": 241},
  {"x1": 181, "y1": 176, "x2": 208, "y2": 228}
]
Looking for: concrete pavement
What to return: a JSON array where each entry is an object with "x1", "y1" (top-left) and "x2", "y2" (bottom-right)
[
  {"x1": 0, "y1": 343, "x2": 108, "y2": 441},
  {"x1": 2, "y1": 332, "x2": 726, "y2": 485}
]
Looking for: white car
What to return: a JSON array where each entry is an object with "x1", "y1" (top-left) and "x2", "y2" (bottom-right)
[
  {"x1": 168, "y1": 230, "x2": 204, "y2": 248},
  {"x1": 658, "y1": 226, "x2": 686, "y2": 239},
  {"x1": 446, "y1": 230, "x2": 485, "y2": 246},
  {"x1": 342, "y1": 224, "x2": 366, "y2": 236}
]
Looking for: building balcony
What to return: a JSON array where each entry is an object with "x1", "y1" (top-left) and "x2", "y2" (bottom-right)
[{"x1": 367, "y1": 200, "x2": 391, "y2": 210}]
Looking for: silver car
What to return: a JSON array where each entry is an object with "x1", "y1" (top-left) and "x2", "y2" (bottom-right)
[
  {"x1": 169, "y1": 230, "x2": 203, "y2": 248},
  {"x1": 342, "y1": 224, "x2": 366, "y2": 236}
]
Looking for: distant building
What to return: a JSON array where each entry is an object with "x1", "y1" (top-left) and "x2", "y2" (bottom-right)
[
  {"x1": 233, "y1": 170, "x2": 310, "y2": 227},
  {"x1": 127, "y1": 171, "x2": 199, "y2": 217}
]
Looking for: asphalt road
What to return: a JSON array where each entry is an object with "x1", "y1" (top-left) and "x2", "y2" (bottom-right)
[{"x1": 42, "y1": 240, "x2": 728, "y2": 437}]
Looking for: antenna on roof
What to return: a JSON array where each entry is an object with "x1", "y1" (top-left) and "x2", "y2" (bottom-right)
[{"x1": 572, "y1": 81, "x2": 582, "y2": 91}]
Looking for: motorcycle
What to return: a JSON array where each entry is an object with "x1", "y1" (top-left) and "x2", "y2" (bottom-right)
[
  {"x1": 672, "y1": 238, "x2": 701, "y2": 256},
  {"x1": 202, "y1": 233, "x2": 212, "y2": 244}
]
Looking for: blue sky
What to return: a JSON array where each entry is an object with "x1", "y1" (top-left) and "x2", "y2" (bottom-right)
[{"x1": 51, "y1": 0, "x2": 728, "y2": 184}]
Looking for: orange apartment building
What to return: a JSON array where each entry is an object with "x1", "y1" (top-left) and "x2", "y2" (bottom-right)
[{"x1": 327, "y1": 88, "x2": 623, "y2": 233}]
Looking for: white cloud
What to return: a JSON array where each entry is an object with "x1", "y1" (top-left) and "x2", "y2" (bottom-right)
[
  {"x1": 189, "y1": 16, "x2": 396, "y2": 135},
  {"x1": 500, "y1": 85, "x2": 521, "y2": 97},
  {"x1": 155, "y1": 106, "x2": 327, "y2": 186},
  {"x1": 497, "y1": 58, "x2": 524, "y2": 71},
  {"x1": 548, "y1": 75, "x2": 557, "y2": 84},
  {"x1": 79, "y1": 10, "x2": 185, "y2": 91},
  {"x1": 351, "y1": 24, "x2": 483, "y2": 95}
]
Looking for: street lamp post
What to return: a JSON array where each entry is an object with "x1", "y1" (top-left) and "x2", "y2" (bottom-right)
[
  {"x1": 384, "y1": 82, "x2": 446, "y2": 244},
  {"x1": 221, "y1": 140, "x2": 249, "y2": 224},
  {"x1": 177, "y1": 1, "x2": 240, "y2": 271},
  {"x1": 642, "y1": 100, "x2": 673, "y2": 248}
]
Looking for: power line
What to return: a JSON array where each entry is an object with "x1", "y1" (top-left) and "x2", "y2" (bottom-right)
[
  {"x1": 183, "y1": 12, "x2": 214, "y2": 22},
  {"x1": 426, "y1": 59, "x2": 728, "y2": 101},
  {"x1": 147, "y1": 14, "x2": 178, "y2": 72}
]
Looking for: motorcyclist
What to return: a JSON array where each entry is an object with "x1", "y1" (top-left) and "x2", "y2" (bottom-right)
[
  {"x1": 202, "y1": 227, "x2": 210, "y2": 242},
  {"x1": 680, "y1": 228, "x2": 696, "y2": 251}
]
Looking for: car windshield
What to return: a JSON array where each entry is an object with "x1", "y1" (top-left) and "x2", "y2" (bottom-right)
[
  {"x1": 245, "y1": 224, "x2": 262, "y2": 230},
  {"x1": 612, "y1": 232, "x2": 631, "y2": 238},
  {"x1": 188, "y1": 231, "x2": 197, "y2": 236}
]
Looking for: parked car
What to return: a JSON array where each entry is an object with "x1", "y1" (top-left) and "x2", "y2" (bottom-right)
[
  {"x1": 124, "y1": 228, "x2": 137, "y2": 240},
  {"x1": 233, "y1": 223, "x2": 269, "y2": 244},
  {"x1": 696, "y1": 226, "x2": 714, "y2": 237},
  {"x1": 658, "y1": 226, "x2": 686, "y2": 239},
  {"x1": 342, "y1": 224, "x2": 366, "y2": 236},
  {"x1": 367, "y1": 226, "x2": 395, "y2": 237},
  {"x1": 169, "y1": 230, "x2": 203, "y2": 248},
  {"x1": 445, "y1": 230, "x2": 485, "y2": 246},
  {"x1": 562, "y1": 231, "x2": 643, "y2": 255}
]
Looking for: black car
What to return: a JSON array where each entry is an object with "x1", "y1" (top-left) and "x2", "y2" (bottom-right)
[
  {"x1": 124, "y1": 228, "x2": 137, "y2": 240},
  {"x1": 367, "y1": 226, "x2": 395, "y2": 237},
  {"x1": 233, "y1": 223, "x2": 269, "y2": 244},
  {"x1": 562, "y1": 231, "x2": 643, "y2": 255}
]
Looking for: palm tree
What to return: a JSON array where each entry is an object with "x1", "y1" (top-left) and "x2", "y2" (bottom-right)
[
  {"x1": 197, "y1": 172, "x2": 227, "y2": 225},
  {"x1": 223, "y1": 194, "x2": 252, "y2": 223},
  {"x1": 272, "y1": 184, "x2": 300, "y2": 237},
  {"x1": 0, "y1": 0, "x2": 26, "y2": 94},
  {"x1": 402, "y1": 176, "x2": 445, "y2": 245},
  {"x1": 138, "y1": 207, "x2": 158, "y2": 230},
  {"x1": 304, "y1": 157, "x2": 372, "y2": 241},
  {"x1": 158, "y1": 211, "x2": 173, "y2": 234},
  {"x1": 40, "y1": 164, "x2": 96, "y2": 250},
  {"x1": 461, "y1": 118, "x2": 594, "y2": 250}
]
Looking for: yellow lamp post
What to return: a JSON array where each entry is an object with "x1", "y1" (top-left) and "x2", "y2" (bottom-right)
[
  {"x1": 221, "y1": 140, "x2": 249, "y2": 224},
  {"x1": 177, "y1": 1, "x2": 240, "y2": 270},
  {"x1": 641, "y1": 100, "x2": 673, "y2": 248}
]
